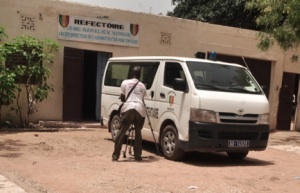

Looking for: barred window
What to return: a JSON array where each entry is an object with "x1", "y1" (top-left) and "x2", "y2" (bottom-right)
[{"x1": 5, "y1": 50, "x2": 41, "y2": 84}]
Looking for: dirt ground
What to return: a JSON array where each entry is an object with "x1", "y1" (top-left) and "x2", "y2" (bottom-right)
[{"x1": 0, "y1": 128, "x2": 300, "y2": 193}]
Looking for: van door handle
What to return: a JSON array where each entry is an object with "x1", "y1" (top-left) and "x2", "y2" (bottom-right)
[
  {"x1": 160, "y1": 93, "x2": 165, "y2": 99},
  {"x1": 151, "y1": 91, "x2": 154, "y2": 98}
]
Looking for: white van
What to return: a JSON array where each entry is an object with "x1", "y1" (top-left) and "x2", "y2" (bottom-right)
[{"x1": 101, "y1": 56, "x2": 269, "y2": 160}]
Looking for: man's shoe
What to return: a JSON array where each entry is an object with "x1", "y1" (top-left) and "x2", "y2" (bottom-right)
[
  {"x1": 112, "y1": 155, "x2": 119, "y2": 161},
  {"x1": 135, "y1": 157, "x2": 142, "y2": 161}
]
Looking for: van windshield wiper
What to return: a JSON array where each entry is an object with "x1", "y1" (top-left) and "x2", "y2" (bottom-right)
[
  {"x1": 195, "y1": 84, "x2": 261, "y2": 93},
  {"x1": 227, "y1": 86, "x2": 261, "y2": 94},
  {"x1": 195, "y1": 84, "x2": 229, "y2": 91}
]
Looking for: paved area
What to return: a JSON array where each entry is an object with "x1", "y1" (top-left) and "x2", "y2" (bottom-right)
[
  {"x1": 2, "y1": 142, "x2": 300, "y2": 193},
  {"x1": 0, "y1": 175, "x2": 27, "y2": 193},
  {"x1": 0, "y1": 122, "x2": 298, "y2": 192},
  {"x1": 270, "y1": 144, "x2": 300, "y2": 155},
  {"x1": 0, "y1": 121, "x2": 102, "y2": 193}
]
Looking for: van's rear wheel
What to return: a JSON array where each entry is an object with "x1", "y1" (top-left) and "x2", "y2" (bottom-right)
[
  {"x1": 160, "y1": 125, "x2": 185, "y2": 161},
  {"x1": 110, "y1": 114, "x2": 121, "y2": 142},
  {"x1": 227, "y1": 151, "x2": 249, "y2": 160}
]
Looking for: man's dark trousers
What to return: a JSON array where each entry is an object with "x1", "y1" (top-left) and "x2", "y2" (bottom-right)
[{"x1": 112, "y1": 109, "x2": 145, "y2": 160}]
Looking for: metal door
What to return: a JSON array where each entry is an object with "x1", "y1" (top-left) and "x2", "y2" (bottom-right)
[
  {"x1": 63, "y1": 47, "x2": 84, "y2": 121},
  {"x1": 277, "y1": 72, "x2": 295, "y2": 130}
]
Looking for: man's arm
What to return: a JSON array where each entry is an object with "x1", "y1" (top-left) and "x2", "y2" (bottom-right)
[{"x1": 120, "y1": 94, "x2": 125, "y2": 102}]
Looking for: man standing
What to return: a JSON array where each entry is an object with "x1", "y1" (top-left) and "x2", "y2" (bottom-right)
[{"x1": 112, "y1": 66, "x2": 147, "y2": 161}]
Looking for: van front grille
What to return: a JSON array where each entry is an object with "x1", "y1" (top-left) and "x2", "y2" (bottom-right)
[
  {"x1": 219, "y1": 113, "x2": 258, "y2": 124},
  {"x1": 196, "y1": 130, "x2": 266, "y2": 140},
  {"x1": 219, "y1": 132, "x2": 258, "y2": 140},
  {"x1": 198, "y1": 130, "x2": 213, "y2": 139}
]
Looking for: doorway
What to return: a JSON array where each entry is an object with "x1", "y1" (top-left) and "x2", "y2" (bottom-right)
[
  {"x1": 292, "y1": 74, "x2": 299, "y2": 130},
  {"x1": 277, "y1": 73, "x2": 299, "y2": 130},
  {"x1": 63, "y1": 47, "x2": 111, "y2": 121},
  {"x1": 82, "y1": 51, "x2": 97, "y2": 120}
]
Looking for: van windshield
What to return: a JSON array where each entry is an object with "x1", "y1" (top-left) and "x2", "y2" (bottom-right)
[{"x1": 186, "y1": 61, "x2": 263, "y2": 94}]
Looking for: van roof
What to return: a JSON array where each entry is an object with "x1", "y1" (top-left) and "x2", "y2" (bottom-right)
[{"x1": 108, "y1": 56, "x2": 245, "y2": 68}]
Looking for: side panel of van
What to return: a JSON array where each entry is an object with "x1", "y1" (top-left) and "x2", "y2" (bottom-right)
[
  {"x1": 101, "y1": 60, "x2": 160, "y2": 141},
  {"x1": 153, "y1": 61, "x2": 191, "y2": 141}
]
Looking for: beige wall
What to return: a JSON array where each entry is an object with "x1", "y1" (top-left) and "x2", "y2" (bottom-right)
[{"x1": 0, "y1": 0, "x2": 299, "y2": 129}]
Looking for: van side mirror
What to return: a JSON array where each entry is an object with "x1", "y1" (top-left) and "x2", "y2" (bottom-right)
[{"x1": 173, "y1": 78, "x2": 188, "y2": 92}]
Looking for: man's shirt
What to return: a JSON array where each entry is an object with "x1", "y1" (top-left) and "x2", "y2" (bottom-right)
[{"x1": 121, "y1": 78, "x2": 147, "y2": 117}]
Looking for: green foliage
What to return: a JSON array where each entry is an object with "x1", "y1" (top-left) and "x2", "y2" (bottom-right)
[
  {"x1": 0, "y1": 64, "x2": 16, "y2": 125},
  {"x1": 169, "y1": 1, "x2": 300, "y2": 61},
  {"x1": 0, "y1": 25, "x2": 60, "y2": 128},
  {"x1": 3, "y1": 35, "x2": 60, "y2": 127},
  {"x1": 0, "y1": 66, "x2": 16, "y2": 106},
  {"x1": 168, "y1": 0, "x2": 260, "y2": 30},
  {"x1": 0, "y1": 26, "x2": 7, "y2": 41},
  {"x1": 0, "y1": 26, "x2": 16, "y2": 126},
  {"x1": 246, "y1": 0, "x2": 300, "y2": 61}
]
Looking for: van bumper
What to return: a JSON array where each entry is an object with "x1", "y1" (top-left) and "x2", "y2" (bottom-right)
[{"x1": 179, "y1": 121, "x2": 269, "y2": 152}]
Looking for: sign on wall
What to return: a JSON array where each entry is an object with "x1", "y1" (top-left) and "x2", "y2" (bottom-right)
[{"x1": 58, "y1": 15, "x2": 139, "y2": 47}]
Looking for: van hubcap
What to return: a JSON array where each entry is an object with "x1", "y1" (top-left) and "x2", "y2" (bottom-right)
[
  {"x1": 111, "y1": 119, "x2": 120, "y2": 140},
  {"x1": 163, "y1": 131, "x2": 175, "y2": 154}
]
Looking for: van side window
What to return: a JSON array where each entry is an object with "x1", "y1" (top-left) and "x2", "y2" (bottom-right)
[
  {"x1": 164, "y1": 62, "x2": 185, "y2": 88},
  {"x1": 104, "y1": 63, "x2": 129, "y2": 87},
  {"x1": 104, "y1": 62, "x2": 159, "y2": 89},
  {"x1": 141, "y1": 63, "x2": 159, "y2": 89}
]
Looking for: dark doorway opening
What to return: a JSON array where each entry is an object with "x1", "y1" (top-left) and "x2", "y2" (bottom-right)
[
  {"x1": 292, "y1": 74, "x2": 299, "y2": 126},
  {"x1": 63, "y1": 47, "x2": 111, "y2": 122},
  {"x1": 277, "y1": 72, "x2": 296, "y2": 130},
  {"x1": 83, "y1": 50, "x2": 98, "y2": 121}
]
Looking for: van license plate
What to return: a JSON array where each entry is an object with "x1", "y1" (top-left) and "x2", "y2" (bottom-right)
[{"x1": 228, "y1": 140, "x2": 249, "y2": 147}]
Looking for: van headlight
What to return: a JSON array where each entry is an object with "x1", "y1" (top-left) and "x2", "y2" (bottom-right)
[
  {"x1": 258, "y1": 113, "x2": 269, "y2": 125},
  {"x1": 190, "y1": 108, "x2": 217, "y2": 123}
]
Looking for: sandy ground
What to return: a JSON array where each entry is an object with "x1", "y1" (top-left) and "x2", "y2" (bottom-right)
[{"x1": 0, "y1": 128, "x2": 300, "y2": 193}]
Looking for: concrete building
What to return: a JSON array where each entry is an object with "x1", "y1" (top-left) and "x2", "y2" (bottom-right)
[{"x1": 0, "y1": 0, "x2": 299, "y2": 130}]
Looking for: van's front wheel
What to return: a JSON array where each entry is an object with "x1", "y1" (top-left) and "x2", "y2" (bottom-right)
[
  {"x1": 110, "y1": 114, "x2": 121, "y2": 142},
  {"x1": 160, "y1": 125, "x2": 185, "y2": 161}
]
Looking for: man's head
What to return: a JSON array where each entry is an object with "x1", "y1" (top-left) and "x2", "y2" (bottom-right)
[{"x1": 131, "y1": 66, "x2": 141, "y2": 79}]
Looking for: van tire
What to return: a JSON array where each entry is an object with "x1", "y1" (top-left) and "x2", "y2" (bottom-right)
[
  {"x1": 110, "y1": 114, "x2": 121, "y2": 142},
  {"x1": 227, "y1": 151, "x2": 249, "y2": 160},
  {"x1": 160, "y1": 125, "x2": 185, "y2": 161}
]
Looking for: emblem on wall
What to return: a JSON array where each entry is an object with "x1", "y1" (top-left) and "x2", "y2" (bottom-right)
[
  {"x1": 59, "y1": 15, "x2": 70, "y2": 28},
  {"x1": 160, "y1": 32, "x2": 172, "y2": 45},
  {"x1": 130, "y1": 24, "x2": 139, "y2": 36},
  {"x1": 21, "y1": 14, "x2": 36, "y2": 31}
]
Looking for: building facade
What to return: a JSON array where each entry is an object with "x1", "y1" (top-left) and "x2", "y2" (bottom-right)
[{"x1": 0, "y1": 0, "x2": 299, "y2": 130}]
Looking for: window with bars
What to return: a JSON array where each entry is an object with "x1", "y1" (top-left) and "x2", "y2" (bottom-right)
[{"x1": 5, "y1": 50, "x2": 42, "y2": 84}]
